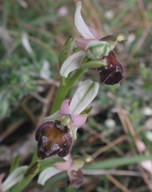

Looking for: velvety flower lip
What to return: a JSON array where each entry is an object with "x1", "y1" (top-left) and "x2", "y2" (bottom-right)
[
  {"x1": 67, "y1": 169, "x2": 83, "y2": 188},
  {"x1": 99, "y1": 51, "x2": 123, "y2": 85},
  {"x1": 35, "y1": 121, "x2": 72, "y2": 159},
  {"x1": 35, "y1": 80, "x2": 99, "y2": 159}
]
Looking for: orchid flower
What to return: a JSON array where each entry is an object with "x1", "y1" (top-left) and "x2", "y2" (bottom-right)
[
  {"x1": 38, "y1": 155, "x2": 84, "y2": 188},
  {"x1": 60, "y1": 1, "x2": 109, "y2": 78},
  {"x1": 60, "y1": 1, "x2": 124, "y2": 85},
  {"x1": 35, "y1": 80, "x2": 99, "y2": 159}
]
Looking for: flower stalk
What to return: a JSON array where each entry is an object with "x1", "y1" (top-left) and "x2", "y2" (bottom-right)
[
  {"x1": 1, "y1": 1, "x2": 126, "y2": 191},
  {"x1": 51, "y1": 67, "x2": 84, "y2": 114}
]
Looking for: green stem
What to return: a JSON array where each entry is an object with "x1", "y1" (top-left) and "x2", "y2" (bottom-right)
[{"x1": 51, "y1": 68, "x2": 84, "y2": 114}]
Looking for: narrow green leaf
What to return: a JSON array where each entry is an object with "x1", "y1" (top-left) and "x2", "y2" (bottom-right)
[
  {"x1": 59, "y1": 36, "x2": 73, "y2": 68},
  {"x1": 39, "y1": 157, "x2": 61, "y2": 172},
  {"x1": 84, "y1": 155, "x2": 152, "y2": 170},
  {"x1": 10, "y1": 161, "x2": 40, "y2": 192},
  {"x1": 2, "y1": 166, "x2": 28, "y2": 192},
  {"x1": 110, "y1": 0, "x2": 137, "y2": 28}
]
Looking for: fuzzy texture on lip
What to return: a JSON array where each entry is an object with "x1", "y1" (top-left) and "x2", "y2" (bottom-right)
[
  {"x1": 35, "y1": 121, "x2": 72, "y2": 159},
  {"x1": 35, "y1": 79, "x2": 99, "y2": 158},
  {"x1": 99, "y1": 51, "x2": 123, "y2": 85}
]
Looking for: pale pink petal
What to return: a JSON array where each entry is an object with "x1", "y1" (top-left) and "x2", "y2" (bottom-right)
[
  {"x1": 54, "y1": 157, "x2": 72, "y2": 171},
  {"x1": 75, "y1": 38, "x2": 93, "y2": 50},
  {"x1": 59, "y1": 99, "x2": 70, "y2": 115},
  {"x1": 141, "y1": 161, "x2": 152, "y2": 175},
  {"x1": 71, "y1": 114, "x2": 87, "y2": 127},
  {"x1": 74, "y1": 1, "x2": 97, "y2": 39},
  {"x1": 89, "y1": 27, "x2": 99, "y2": 39}
]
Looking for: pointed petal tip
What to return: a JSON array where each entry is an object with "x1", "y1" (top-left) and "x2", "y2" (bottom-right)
[
  {"x1": 77, "y1": 1, "x2": 82, "y2": 7},
  {"x1": 74, "y1": 0, "x2": 96, "y2": 39},
  {"x1": 71, "y1": 114, "x2": 87, "y2": 127},
  {"x1": 59, "y1": 99, "x2": 70, "y2": 115}
]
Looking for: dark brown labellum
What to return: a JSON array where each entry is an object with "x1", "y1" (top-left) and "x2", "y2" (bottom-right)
[
  {"x1": 99, "y1": 51, "x2": 123, "y2": 85},
  {"x1": 35, "y1": 121, "x2": 72, "y2": 159},
  {"x1": 67, "y1": 169, "x2": 83, "y2": 188}
]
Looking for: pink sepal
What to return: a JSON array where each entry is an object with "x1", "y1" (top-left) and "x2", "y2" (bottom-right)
[
  {"x1": 54, "y1": 157, "x2": 72, "y2": 171},
  {"x1": 71, "y1": 114, "x2": 87, "y2": 127},
  {"x1": 89, "y1": 27, "x2": 99, "y2": 39},
  {"x1": 59, "y1": 99, "x2": 70, "y2": 115},
  {"x1": 75, "y1": 38, "x2": 93, "y2": 51}
]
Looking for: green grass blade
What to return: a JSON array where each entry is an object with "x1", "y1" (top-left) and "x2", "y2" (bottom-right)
[
  {"x1": 39, "y1": 157, "x2": 61, "y2": 172},
  {"x1": 110, "y1": 0, "x2": 137, "y2": 28},
  {"x1": 84, "y1": 155, "x2": 152, "y2": 170}
]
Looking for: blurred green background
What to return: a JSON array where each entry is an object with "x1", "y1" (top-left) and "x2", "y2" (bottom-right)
[{"x1": 0, "y1": 0, "x2": 152, "y2": 191}]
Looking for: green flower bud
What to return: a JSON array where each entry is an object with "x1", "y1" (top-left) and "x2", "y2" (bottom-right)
[{"x1": 85, "y1": 40, "x2": 110, "y2": 60}]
